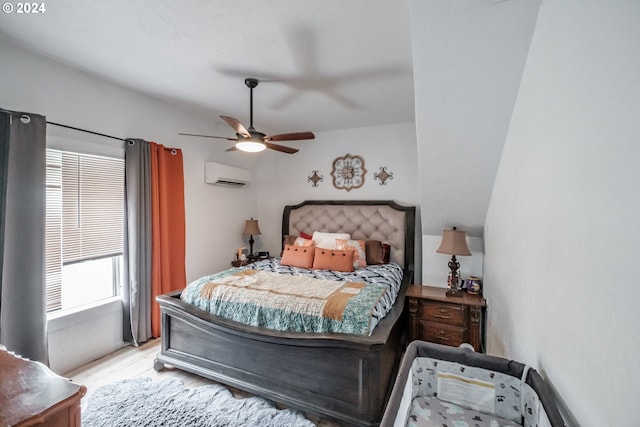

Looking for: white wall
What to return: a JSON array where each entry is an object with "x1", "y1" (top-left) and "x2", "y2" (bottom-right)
[
  {"x1": 47, "y1": 298, "x2": 123, "y2": 373},
  {"x1": 484, "y1": 0, "x2": 640, "y2": 425},
  {"x1": 252, "y1": 123, "x2": 422, "y2": 279},
  {"x1": 0, "y1": 36, "x2": 259, "y2": 372}
]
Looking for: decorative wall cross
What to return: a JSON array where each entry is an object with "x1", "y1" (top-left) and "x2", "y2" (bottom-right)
[
  {"x1": 307, "y1": 170, "x2": 323, "y2": 187},
  {"x1": 374, "y1": 166, "x2": 394, "y2": 185}
]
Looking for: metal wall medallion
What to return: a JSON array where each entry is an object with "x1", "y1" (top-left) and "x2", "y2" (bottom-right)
[
  {"x1": 307, "y1": 170, "x2": 323, "y2": 187},
  {"x1": 331, "y1": 154, "x2": 366, "y2": 192},
  {"x1": 374, "y1": 166, "x2": 393, "y2": 185}
]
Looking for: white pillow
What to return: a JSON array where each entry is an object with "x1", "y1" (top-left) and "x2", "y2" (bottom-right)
[{"x1": 311, "y1": 231, "x2": 351, "y2": 249}]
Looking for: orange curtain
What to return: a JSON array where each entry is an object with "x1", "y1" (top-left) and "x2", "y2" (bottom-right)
[{"x1": 149, "y1": 143, "x2": 186, "y2": 337}]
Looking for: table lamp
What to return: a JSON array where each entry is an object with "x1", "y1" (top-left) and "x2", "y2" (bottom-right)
[
  {"x1": 436, "y1": 227, "x2": 471, "y2": 296},
  {"x1": 242, "y1": 218, "x2": 261, "y2": 257}
]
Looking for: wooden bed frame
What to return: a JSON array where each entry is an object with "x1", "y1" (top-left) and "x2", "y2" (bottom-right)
[{"x1": 154, "y1": 200, "x2": 416, "y2": 426}]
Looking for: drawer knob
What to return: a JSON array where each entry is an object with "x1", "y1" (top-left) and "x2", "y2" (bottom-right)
[
  {"x1": 438, "y1": 309, "x2": 451, "y2": 319},
  {"x1": 436, "y1": 330, "x2": 451, "y2": 341}
]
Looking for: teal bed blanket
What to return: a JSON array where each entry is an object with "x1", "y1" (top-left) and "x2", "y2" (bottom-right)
[{"x1": 180, "y1": 260, "x2": 402, "y2": 335}]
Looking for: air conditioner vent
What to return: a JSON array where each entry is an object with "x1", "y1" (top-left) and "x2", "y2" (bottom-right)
[{"x1": 204, "y1": 162, "x2": 251, "y2": 187}]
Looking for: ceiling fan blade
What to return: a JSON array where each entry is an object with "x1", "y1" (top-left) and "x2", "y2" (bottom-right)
[
  {"x1": 264, "y1": 142, "x2": 299, "y2": 154},
  {"x1": 220, "y1": 116, "x2": 250, "y2": 138},
  {"x1": 226, "y1": 145, "x2": 238, "y2": 151},
  {"x1": 266, "y1": 132, "x2": 315, "y2": 142},
  {"x1": 179, "y1": 132, "x2": 235, "y2": 141}
]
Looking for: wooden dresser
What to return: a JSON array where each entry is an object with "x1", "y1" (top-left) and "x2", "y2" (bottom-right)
[
  {"x1": 407, "y1": 285, "x2": 487, "y2": 352},
  {"x1": 0, "y1": 348, "x2": 86, "y2": 427}
]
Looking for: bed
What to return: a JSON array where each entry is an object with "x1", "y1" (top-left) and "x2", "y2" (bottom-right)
[
  {"x1": 154, "y1": 200, "x2": 416, "y2": 426},
  {"x1": 381, "y1": 341, "x2": 566, "y2": 427}
]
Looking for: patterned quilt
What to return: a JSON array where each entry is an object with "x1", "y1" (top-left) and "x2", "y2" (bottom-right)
[{"x1": 180, "y1": 258, "x2": 404, "y2": 335}]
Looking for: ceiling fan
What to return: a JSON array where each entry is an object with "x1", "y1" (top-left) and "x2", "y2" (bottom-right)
[{"x1": 179, "y1": 78, "x2": 315, "y2": 154}]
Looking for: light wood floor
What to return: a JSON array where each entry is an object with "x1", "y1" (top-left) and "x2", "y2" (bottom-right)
[{"x1": 63, "y1": 338, "x2": 339, "y2": 426}]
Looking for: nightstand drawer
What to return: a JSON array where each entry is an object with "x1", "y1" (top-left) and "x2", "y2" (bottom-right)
[
  {"x1": 419, "y1": 301, "x2": 465, "y2": 326},
  {"x1": 407, "y1": 285, "x2": 487, "y2": 352},
  {"x1": 421, "y1": 321, "x2": 466, "y2": 346}
]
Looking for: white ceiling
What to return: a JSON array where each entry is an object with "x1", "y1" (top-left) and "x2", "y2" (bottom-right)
[{"x1": 0, "y1": 0, "x2": 415, "y2": 136}]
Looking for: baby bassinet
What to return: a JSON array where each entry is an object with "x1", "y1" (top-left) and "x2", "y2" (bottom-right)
[{"x1": 381, "y1": 341, "x2": 565, "y2": 427}]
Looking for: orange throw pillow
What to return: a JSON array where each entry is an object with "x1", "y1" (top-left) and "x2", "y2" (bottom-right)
[
  {"x1": 281, "y1": 244, "x2": 315, "y2": 269},
  {"x1": 312, "y1": 248, "x2": 355, "y2": 272}
]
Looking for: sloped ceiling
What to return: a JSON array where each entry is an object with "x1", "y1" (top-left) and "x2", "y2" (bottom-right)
[{"x1": 410, "y1": 0, "x2": 540, "y2": 237}]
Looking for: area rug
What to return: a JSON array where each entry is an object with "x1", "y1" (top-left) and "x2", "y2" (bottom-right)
[{"x1": 82, "y1": 377, "x2": 315, "y2": 427}]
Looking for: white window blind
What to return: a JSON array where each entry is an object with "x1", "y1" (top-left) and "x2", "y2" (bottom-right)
[
  {"x1": 45, "y1": 149, "x2": 124, "y2": 311},
  {"x1": 61, "y1": 152, "x2": 124, "y2": 263}
]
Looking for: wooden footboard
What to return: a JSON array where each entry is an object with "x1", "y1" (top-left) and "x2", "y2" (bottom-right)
[{"x1": 155, "y1": 277, "x2": 409, "y2": 426}]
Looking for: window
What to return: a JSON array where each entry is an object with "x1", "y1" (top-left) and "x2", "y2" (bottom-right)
[{"x1": 45, "y1": 149, "x2": 124, "y2": 312}]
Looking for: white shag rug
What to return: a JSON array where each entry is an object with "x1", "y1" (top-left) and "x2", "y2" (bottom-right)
[{"x1": 82, "y1": 377, "x2": 316, "y2": 427}]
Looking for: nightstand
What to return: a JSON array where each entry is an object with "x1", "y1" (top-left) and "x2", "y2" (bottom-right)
[
  {"x1": 231, "y1": 256, "x2": 271, "y2": 267},
  {"x1": 231, "y1": 260, "x2": 250, "y2": 267},
  {"x1": 406, "y1": 285, "x2": 487, "y2": 352}
]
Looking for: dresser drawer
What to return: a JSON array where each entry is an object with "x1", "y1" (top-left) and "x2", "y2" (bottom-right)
[
  {"x1": 419, "y1": 300, "x2": 466, "y2": 327},
  {"x1": 420, "y1": 320, "x2": 466, "y2": 346}
]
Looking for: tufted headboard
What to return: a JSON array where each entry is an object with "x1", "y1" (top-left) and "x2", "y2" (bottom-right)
[{"x1": 282, "y1": 200, "x2": 415, "y2": 271}]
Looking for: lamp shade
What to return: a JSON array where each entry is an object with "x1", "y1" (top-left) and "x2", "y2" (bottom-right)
[
  {"x1": 436, "y1": 228, "x2": 471, "y2": 256},
  {"x1": 242, "y1": 218, "x2": 262, "y2": 236}
]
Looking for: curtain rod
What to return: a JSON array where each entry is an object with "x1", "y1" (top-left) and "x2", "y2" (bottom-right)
[
  {"x1": 46, "y1": 121, "x2": 178, "y2": 154},
  {"x1": 47, "y1": 121, "x2": 126, "y2": 142}
]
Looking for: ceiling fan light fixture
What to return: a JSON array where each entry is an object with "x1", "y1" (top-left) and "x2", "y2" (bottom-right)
[
  {"x1": 236, "y1": 141, "x2": 267, "y2": 152},
  {"x1": 179, "y1": 78, "x2": 314, "y2": 154}
]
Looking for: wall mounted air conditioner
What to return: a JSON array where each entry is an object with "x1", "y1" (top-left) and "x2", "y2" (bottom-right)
[{"x1": 205, "y1": 162, "x2": 251, "y2": 187}]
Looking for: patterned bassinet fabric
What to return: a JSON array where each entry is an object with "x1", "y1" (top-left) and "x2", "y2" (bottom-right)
[{"x1": 381, "y1": 341, "x2": 566, "y2": 427}]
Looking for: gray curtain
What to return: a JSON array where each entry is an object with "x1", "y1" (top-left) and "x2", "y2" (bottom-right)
[
  {"x1": 0, "y1": 109, "x2": 48, "y2": 363},
  {"x1": 123, "y1": 138, "x2": 152, "y2": 344}
]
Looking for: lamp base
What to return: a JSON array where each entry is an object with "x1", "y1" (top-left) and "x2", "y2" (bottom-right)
[
  {"x1": 446, "y1": 257, "x2": 463, "y2": 297},
  {"x1": 446, "y1": 287, "x2": 463, "y2": 297}
]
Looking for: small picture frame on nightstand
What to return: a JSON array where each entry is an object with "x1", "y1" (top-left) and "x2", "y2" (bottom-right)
[{"x1": 466, "y1": 276, "x2": 483, "y2": 295}]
